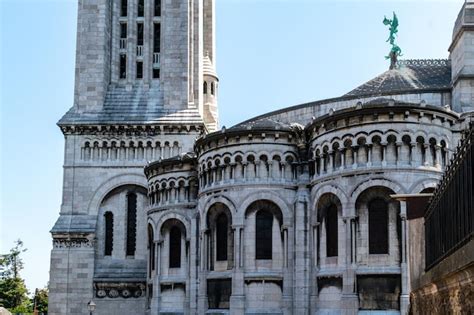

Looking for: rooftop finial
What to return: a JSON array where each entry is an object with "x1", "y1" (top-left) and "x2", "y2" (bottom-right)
[{"x1": 383, "y1": 12, "x2": 402, "y2": 70}]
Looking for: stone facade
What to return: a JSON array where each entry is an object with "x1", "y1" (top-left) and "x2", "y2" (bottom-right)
[{"x1": 49, "y1": 1, "x2": 474, "y2": 315}]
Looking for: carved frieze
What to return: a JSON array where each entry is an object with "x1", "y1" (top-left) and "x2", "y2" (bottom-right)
[{"x1": 94, "y1": 282, "x2": 146, "y2": 299}]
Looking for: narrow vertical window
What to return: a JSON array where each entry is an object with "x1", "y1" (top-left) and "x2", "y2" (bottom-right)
[
  {"x1": 148, "y1": 224, "x2": 155, "y2": 274},
  {"x1": 169, "y1": 226, "x2": 181, "y2": 268},
  {"x1": 137, "y1": 23, "x2": 144, "y2": 46},
  {"x1": 256, "y1": 210, "x2": 273, "y2": 259},
  {"x1": 126, "y1": 192, "x2": 137, "y2": 256},
  {"x1": 153, "y1": 23, "x2": 161, "y2": 53},
  {"x1": 120, "y1": 55, "x2": 127, "y2": 79},
  {"x1": 203, "y1": 82, "x2": 208, "y2": 94},
  {"x1": 326, "y1": 204, "x2": 338, "y2": 257},
  {"x1": 153, "y1": 69, "x2": 160, "y2": 79},
  {"x1": 216, "y1": 214, "x2": 228, "y2": 261},
  {"x1": 138, "y1": 0, "x2": 144, "y2": 17},
  {"x1": 369, "y1": 198, "x2": 389, "y2": 254},
  {"x1": 211, "y1": 82, "x2": 215, "y2": 95},
  {"x1": 104, "y1": 212, "x2": 114, "y2": 256},
  {"x1": 121, "y1": 0, "x2": 128, "y2": 17},
  {"x1": 154, "y1": 0, "x2": 161, "y2": 17},
  {"x1": 120, "y1": 23, "x2": 127, "y2": 51},
  {"x1": 137, "y1": 62, "x2": 143, "y2": 79}
]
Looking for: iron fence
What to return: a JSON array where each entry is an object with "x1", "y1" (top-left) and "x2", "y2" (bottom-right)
[{"x1": 425, "y1": 123, "x2": 474, "y2": 270}]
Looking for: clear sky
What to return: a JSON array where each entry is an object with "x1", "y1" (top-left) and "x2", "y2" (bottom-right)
[{"x1": 0, "y1": 0, "x2": 464, "y2": 292}]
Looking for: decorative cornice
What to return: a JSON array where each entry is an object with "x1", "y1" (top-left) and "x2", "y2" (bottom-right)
[{"x1": 59, "y1": 124, "x2": 205, "y2": 136}]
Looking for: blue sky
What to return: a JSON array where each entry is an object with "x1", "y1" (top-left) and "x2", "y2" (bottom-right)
[{"x1": 0, "y1": 0, "x2": 464, "y2": 292}]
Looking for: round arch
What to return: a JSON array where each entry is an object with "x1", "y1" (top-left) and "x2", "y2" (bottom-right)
[
  {"x1": 350, "y1": 178, "x2": 405, "y2": 203},
  {"x1": 238, "y1": 191, "x2": 292, "y2": 226},
  {"x1": 87, "y1": 173, "x2": 148, "y2": 215}
]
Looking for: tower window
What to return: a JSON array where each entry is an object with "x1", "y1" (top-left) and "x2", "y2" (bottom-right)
[
  {"x1": 153, "y1": 23, "x2": 161, "y2": 53},
  {"x1": 104, "y1": 212, "x2": 114, "y2": 256},
  {"x1": 119, "y1": 54, "x2": 127, "y2": 79},
  {"x1": 153, "y1": 69, "x2": 160, "y2": 79},
  {"x1": 121, "y1": 0, "x2": 127, "y2": 17},
  {"x1": 137, "y1": 23, "x2": 144, "y2": 46},
  {"x1": 203, "y1": 82, "x2": 208, "y2": 94},
  {"x1": 154, "y1": 0, "x2": 161, "y2": 17},
  {"x1": 136, "y1": 62, "x2": 143, "y2": 79},
  {"x1": 169, "y1": 226, "x2": 181, "y2": 268},
  {"x1": 369, "y1": 198, "x2": 389, "y2": 254},
  {"x1": 216, "y1": 214, "x2": 228, "y2": 261},
  {"x1": 326, "y1": 204, "x2": 338, "y2": 257},
  {"x1": 120, "y1": 23, "x2": 127, "y2": 38},
  {"x1": 126, "y1": 192, "x2": 137, "y2": 256},
  {"x1": 256, "y1": 210, "x2": 273, "y2": 259},
  {"x1": 211, "y1": 82, "x2": 215, "y2": 95},
  {"x1": 138, "y1": 0, "x2": 144, "y2": 17}
]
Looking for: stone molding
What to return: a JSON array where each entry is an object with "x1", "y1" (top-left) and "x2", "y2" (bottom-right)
[{"x1": 94, "y1": 282, "x2": 146, "y2": 299}]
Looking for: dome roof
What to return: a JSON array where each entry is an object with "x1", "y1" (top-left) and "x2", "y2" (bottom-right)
[{"x1": 345, "y1": 59, "x2": 451, "y2": 97}]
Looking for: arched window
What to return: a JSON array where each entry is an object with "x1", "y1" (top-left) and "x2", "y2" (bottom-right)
[
  {"x1": 203, "y1": 81, "x2": 208, "y2": 94},
  {"x1": 148, "y1": 224, "x2": 155, "y2": 274},
  {"x1": 216, "y1": 213, "x2": 228, "y2": 261},
  {"x1": 326, "y1": 204, "x2": 338, "y2": 257},
  {"x1": 369, "y1": 198, "x2": 389, "y2": 254},
  {"x1": 211, "y1": 82, "x2": 215, "y2": 95},
  {"x1": 104, "y1": 212, "x2": 114, "y2": 256},
  {"x1": 256, "y1": 210, "x2": 273, "y2": 259},
  {"x1": 126, "y1": 192, "x2": 137, "y2": 256},
  {"x1": 169, "y1": 226, "x2": 181, "y2": 268}
]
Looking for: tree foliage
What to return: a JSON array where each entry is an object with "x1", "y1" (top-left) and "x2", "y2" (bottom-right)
[
  {"x1": 0, "y1": 240, "x2": 31, "y2": 312},
  {"x1": 33, "y1": 287, "x2": 48, "y2": 313}
]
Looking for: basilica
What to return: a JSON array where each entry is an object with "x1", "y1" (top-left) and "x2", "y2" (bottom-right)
[{"x1": 48, "y1": 0, "x2": 474, "y2": 314}]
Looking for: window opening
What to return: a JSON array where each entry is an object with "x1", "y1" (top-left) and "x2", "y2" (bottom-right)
[
  {"x1": 104, "y1": 212, "x2": 114, "y2": 256},
  {"x1": 326, "y1": 204, "x2": 338, "y2": 257},
  {"x1": 256, "y1": 210, "x2": 273, "y2": 259},
  {"x1": 369, "y1": 198, "x2": 389, "y2": 254},
  {"x1": 120, "y1": 54, "x2": 127, "y2": 79},
  {"x1": 169, "y1": 226, "x2": 181, "y2": 268},
  {"x1": 126, "y1": 192, "x2": 137, "y2": 256},
  {"x1": 216, "y1": 214, "x2": 228, "y2": 261}
]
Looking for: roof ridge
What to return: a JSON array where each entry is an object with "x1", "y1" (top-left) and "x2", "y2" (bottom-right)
[{"x1": 397, "y1": 59, "x2": 451, "y2": 67}]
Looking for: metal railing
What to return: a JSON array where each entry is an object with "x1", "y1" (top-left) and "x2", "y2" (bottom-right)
[
  {"x1": 425, "y1": 123, "x2": 474, "y2": 270},
  {"x1": 153, "y1": 52, "x2": 160, "y2": 68}
]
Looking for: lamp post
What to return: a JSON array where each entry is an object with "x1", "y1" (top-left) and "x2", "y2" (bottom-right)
[{"x1": 87, "y1": 300, "x2": 96, "y2": 315}]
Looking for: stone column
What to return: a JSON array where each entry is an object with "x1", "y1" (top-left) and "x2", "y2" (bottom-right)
[
  {"x1": 381, "y1": 141, "x2": 387, "y2": 167},
  {"x1": 435, "y1": 145, "x2": 441, "y2": 168},
  {"x1": 198, "y1": 231, "x2": 208, "y2": 313},
  {"x1": 399, "y1": 201, "x2": 410, "y2": 315},
  {"x1": 352, "y1": 146, "x2": 358, "y2": 169},
  {"x1": 396, "y1": 142, "x2": 402, "y2": 166},
  {"x1": 189, "y1": 217, "x2": 198, "y2": 314},
  {"x1": 328, "y1": 150, "x2": 334, "y2": 173},
  {"x1": 230, "y1": 225, "x2": 245, "y2": 315},
  {"x1": 293, "y1": 183, "x2": 310, "y2": 314},
  {"x1": 340, "y1": 149, "x2": 346, "y2": 170},
  {"x1": 341, "y1": 215, "x2": 358, "y2": 315},
  {"x1": 367, "y1": 144, "x2": 372, "y2": 167}
]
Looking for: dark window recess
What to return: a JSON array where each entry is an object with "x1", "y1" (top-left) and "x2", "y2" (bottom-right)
[
  {"x1": 137, "y1": 0, "x2": 144, "y2": 17},
  {"x1": 256, "y1": 210, "x2": 273, "y2": 259},
  {"x1": 153, "y1": 24, "x2": 161, "y2": 52},
  {"x1": 369, "y1": 198, "x2": 389, "y2": 254},
  {"x1": 326, "y1": 204, "x2": 338, "y2": 257},
  {"x1": 216, "y1": 214, "x2": 228, "y2": 261},
  {"x1": 137, "y1": 23, "x2": 144, "y2": 46},
  {"x1": 154, "y1": 0, "x2": 161, "y2": 17},
  {"x1": 207, "y1": 279, "x2": 231, "y2": 309},
  {"x1": 211, "y1": 82, "x2": 215, "y2": 95},
  {"x1": 121, "y1": 0, "x2": 127, "y2": 17},
  {"x1": 126, "y1": 192, "x2": 137, "y2": 256},
  {"x1": 148, "y1": 224, "x2": 155, "y2": 274},
  {"x1": 120, "y1": 55, "x2": 127, "y2": 79},
  {"x1": 153, "y1": 69, "x2": 160, "y2": 79},
  {"x1": 104, "y1": 212, "x2": 114, "y2": 256},
  {"x1": 136, "y1": 62, "x2": 143, "y2": 79},
  {"x1": 120, "y1": 23, "x2": 127, "y2": 38},
  {"x1": 357, "y1": 275, "x2": 401, "y2": 310},
  {"x1": 169, "y1": 226, "x2": 181, "y2": 268},
  {"x1": 203, "y1": 82, "x2": 208, "y2": 94}
]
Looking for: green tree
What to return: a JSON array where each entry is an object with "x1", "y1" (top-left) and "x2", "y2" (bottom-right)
[
  {"x1": 33, "y1": 287, "x2": 48, "y2": 313},
  {"x1": 0, "y1": 240, "x2": 32, "y2": 312}
]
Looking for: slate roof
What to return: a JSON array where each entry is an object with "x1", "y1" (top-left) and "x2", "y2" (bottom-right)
[
  {"x1": 58, "y1": 85, "x2": 204, "y2": 125},
  {"x1": 345, "y1": 59, "x2": 452, "y2": 97},
  {"x1": 229, "y1": 117, "x2": 293, "y2": 132}
]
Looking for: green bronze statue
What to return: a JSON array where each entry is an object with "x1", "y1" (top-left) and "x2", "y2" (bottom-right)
[{"x1": 383, "y1": 12, "x2": 402, "y2": 69}]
